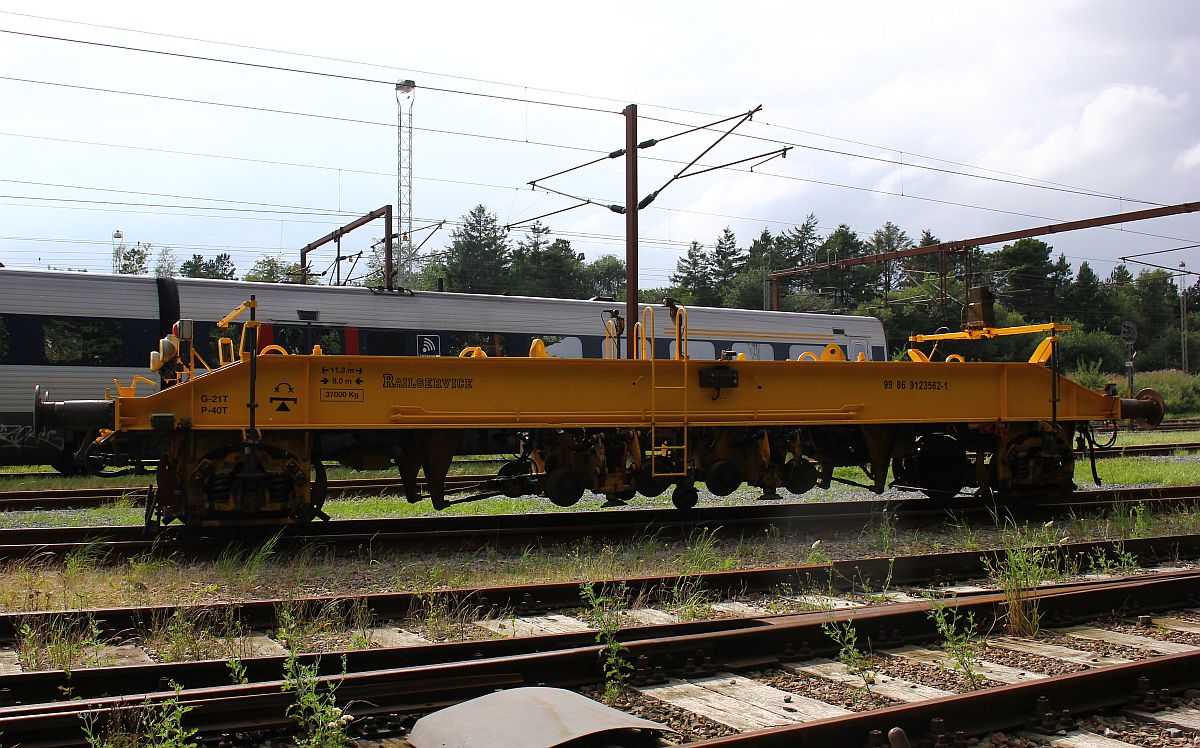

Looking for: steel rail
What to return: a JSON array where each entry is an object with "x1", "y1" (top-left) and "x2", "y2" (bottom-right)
[
  {"x1": 1090, "y1": 441, "x2": 1200, "y2": 458},
  {"x1": 0, "y1": 471, "x2": 497, "y2": 511},
  {"x1": 2, "y1": 569, "x2": 1199, "y2": 746},
  {"x1": 1, "y1": 448, "x2": 1198, "y2": 511},
  {"x1": 690, "y1": 649, "x2": 1200, "y2": 747},
  {"x1": 0, "y1": 484, "x2": 1198, "y2": 560},
  {"x1": 0, "y1": 535, "x2": 1197, "y2": 705}
]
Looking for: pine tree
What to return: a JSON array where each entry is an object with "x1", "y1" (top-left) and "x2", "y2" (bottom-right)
[
  {"x1": 1109, "y1": 264, "x2": 1134, "y2": 285},
  {"x1": 179, "y1": 254, "x2": 207, "y2": 278},
  {"x1": 865, "y1": 222, "x2": 913, "y2": 305},
  {"x1": 990, "y1": 238, "x2": 1055, "y2": 321},
  {"x1": 774, "y1": 214, "x2": 820, "y2": 293},
  {"x1": 709, "y1": 227, "x2": 745, "y2": 291},
  {"x1": 443, "y1": 205, "x2": 510, "y2": 294},
  {"x1": 1067, "y1": 261, "x2": 1104, "y2": 330},
  {"x1": 818, "y1": 225, "x2": 868, "y2": 308},
  {"x1": 180, "y1": 252, "x2": 237, "y2": 280},
  {"x1": 208, "y1": 253, "x2": 237, "y2": 280},
  {"x1": 722, "y1": 229, "x2": 774, "y2": 309},
  {"x1": 670, "y1": 241, "x2": 716, "y2": 305},
  {"x1": 508, "y1": 223, "x2": 586, "y2": 298}
]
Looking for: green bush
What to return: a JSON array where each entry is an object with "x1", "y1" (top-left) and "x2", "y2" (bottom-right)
[
  {"x1": 1134, "y1": 370, "x2": 1200, "y2": 417},
  {"x1": 1064, "y1": 368, "x2": 1200, "y2": 418},
  {"x1": 1058, "y1": 328, "x2": 1125, "y2": 372},
  {"x1": 1068, "y1": 360, "x2": 1116, "y2": 391}
]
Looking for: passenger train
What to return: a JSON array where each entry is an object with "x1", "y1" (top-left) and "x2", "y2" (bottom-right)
[{"x1": 0, "y1": 267, "x2": 887, "y2": 469}]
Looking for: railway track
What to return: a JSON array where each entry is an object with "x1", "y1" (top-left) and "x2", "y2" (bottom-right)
[
  {"x1": 3, "y1": 550, "x2": 1200, "y2": 745},
  {"x1": 0, "y1": 484, "x2": 1198, "y2": 560},
  {"x1": 2, "y1": 439, "x2": 1200, "y2": 513},
  {"x1": 0, "y1": 471, "x2": 498, "y2": 512}
]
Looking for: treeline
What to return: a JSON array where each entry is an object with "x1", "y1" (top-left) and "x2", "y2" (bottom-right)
[
  {"x1": 408, "y1": 204, "x2": 1194, "y2": 373},
  {"x1": 117, "y1": 203, "x2": 1196, "y2": 373},
  {"x1": 114, "y1": 242, "x2": 303, "y2": 283}
]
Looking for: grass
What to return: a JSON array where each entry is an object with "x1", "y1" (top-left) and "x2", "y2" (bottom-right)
[
  {"x1": 927, "y1": 600, "x2": 984, "y2": 688},
  {"x1": 213, "y1": 532, "x2": 281, "y2": 587},
  {"x1": 1105, "y1": 429, "x2": 1200, "y2": 446},
  {"x1": 1074, "y1": 457, "x2": 1200, "y2": 488},
  {"x1": 17, "y1": 612, "x2": 111, "y2": 671},
  {"x1": 142, "y1": 607, "x2": 254, "y2": 663},
  {"x1": 274, "y1": 598, "x2": 375, "y2": 653},
  {"x1": 0, "y1": 498, "x2": 1194, "y2": 616},
  {"x1": 282, "y1": 651, "x2": 352, "y2": 748},
  {"x1": 862, "y1": 509, "x2": 899, "y2": 555},
  {"x1": 1085, "y1": 543, "x2": 1139, "y2": 575},
  {"x1": 407, "y1": 591, "x2": 492, "y2": 642},
  {"x1": 80, "y1": 682, "x2": 197, "y2": 748},
  {"x1": 580, "y1": 581, "x2": 632, "y2": 704},
  {"x1": 0, "y1": 469, "x2": 1196, "y2": 621},
  {"x1": 662, "y1": 576, "x2": 716, "y2": 621},
  {"x1": 821, "y1": 620, "x2": 874, "y2": 694},
  {"x1": 982, "y1": 521, "x2": 1067, "y2": 636}
]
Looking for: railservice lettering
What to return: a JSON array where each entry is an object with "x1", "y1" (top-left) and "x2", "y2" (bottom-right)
[{"x1": 382, "y1": 373, "x2": 474, "y2": 390}]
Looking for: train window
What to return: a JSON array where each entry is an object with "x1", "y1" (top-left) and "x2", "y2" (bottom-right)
[
  {"x1": 850, "y1": 339, "x2": 868, "y2": 361},
  {"x1": 669, "y1": 339, "x2": 716, "y2": 360},
  {"x1": 275, "y1": 325, "x2": 343, "y2": 355},
  {"x1": 730, "y1": 342, "x2": 774, "y2": 360},
  {"x1": 200, "y1": 323, "x2": 230, "y2": 364},
  {"x1": 788, "y1": 344, "x2": 826, "y2": 359},
  {"x1": 543, "y1": 336, "x2": 583, "y2": 358},
  {"x1": 0, "y1": 315, "x2": 7, "y2": 362},
  {"x1": 43, "y1": 317, "x2": 123, "y2": 365},
  {"x1": 360, "y1": 329, "x2": 407, "y2": 356},
  {"x1": 446, "y1": 331, "x2": 506, "y2": 357}
]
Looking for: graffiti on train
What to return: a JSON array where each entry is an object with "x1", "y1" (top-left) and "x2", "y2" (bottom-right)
[{"x1": 0, "y1": 425, "x2": 64, "y2": 450}]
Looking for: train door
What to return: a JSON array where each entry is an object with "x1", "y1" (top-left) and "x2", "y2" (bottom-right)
[{"x1": 850, "y1": 338, "x2": 869, "y2": 360}]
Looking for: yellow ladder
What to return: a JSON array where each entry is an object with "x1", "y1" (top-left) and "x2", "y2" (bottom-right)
[{"x1": 639, "y1": 306, "x2": 689, "y2": 477}]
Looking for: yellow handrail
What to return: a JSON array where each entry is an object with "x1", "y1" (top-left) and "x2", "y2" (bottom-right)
[
  {"x1": 639, "y1": 306, "x2": 655, "y2": 360},
  {"x1": 603, "y1": 318, "x2": 620, "y2": 359},
  {"x1": 672, "y1": 307, "x2": 689, "y2": 360}
]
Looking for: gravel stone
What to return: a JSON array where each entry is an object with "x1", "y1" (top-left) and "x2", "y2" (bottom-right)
[
  {"x1": 580, "y1": 685, "x2": 735, "y2": 743},
  {"x1": 748, "y1": 666, "x2": 898, "y2": 711},
  {"x1": 870, "y1": 652, "x2": 991, "y2": 692},
  {"x1": 978, "y1": 641, "x2": 1087, "y2": 676}
]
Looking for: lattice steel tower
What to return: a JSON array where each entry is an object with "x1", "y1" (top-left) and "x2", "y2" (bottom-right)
[{"x1": 395, "y1": 80, "x2": 416, "y2": 287}]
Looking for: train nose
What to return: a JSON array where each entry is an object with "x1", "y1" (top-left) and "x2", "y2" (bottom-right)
[{"x1": 33, "y1": 385, "x2": 115, "y2": 433}]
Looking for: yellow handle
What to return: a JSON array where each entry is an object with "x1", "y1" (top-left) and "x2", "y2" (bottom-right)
[{"x1": 260, "y1": 344, "x2": 289, "y2": 355}]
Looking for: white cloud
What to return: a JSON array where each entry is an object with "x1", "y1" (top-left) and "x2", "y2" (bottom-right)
[{"x1": 1175, "y1": 142, "x2": 1200, "y2": 172}]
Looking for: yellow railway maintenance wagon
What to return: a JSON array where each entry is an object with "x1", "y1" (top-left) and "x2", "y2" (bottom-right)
[{"x1": 35, "y1": 299, "x2": 1164, "y2": 526}]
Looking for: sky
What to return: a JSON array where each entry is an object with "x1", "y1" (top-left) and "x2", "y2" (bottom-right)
[{"x1": 0, "y1": 0, "x2": 1197, "y2": 292}]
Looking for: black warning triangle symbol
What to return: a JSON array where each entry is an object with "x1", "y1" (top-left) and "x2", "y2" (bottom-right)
[{"x1": 276, "y1": 401, "x2": 291, "y2": 412}]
